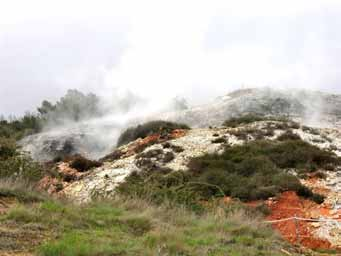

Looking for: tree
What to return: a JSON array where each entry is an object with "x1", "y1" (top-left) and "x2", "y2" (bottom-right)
[
  {"x1": 38, "y1": 100, "x2": 56, "y2": 115},
  {"x1": 37, "y1": 89, "x2": 102, "y2": 123},
  {"x1": 172, "y1": 96, "x2": 189, "y2": 111}
]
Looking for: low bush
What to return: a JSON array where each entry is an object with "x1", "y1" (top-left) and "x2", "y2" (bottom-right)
[
  {"x1": 162, "y1": 142, "x2": 184, "y2": 153},
  {"x1": 223, "y1": 114, "x2": 268, "y2": 128},
  {"x1": 277, "y1": 130, "x2": 301, "y2": 141},
  {"x1": 230, "y1": 127, "x2": 275, "y2": 140},
  {"x1": 68, "y1": 155, "x2": 102, "y2": 172},
  {"x1": 0, "y1": 137, "x2": 17, "y2": 160},
  {"x1": 211, "y1": 137, "x2": 227, "y2": 144},
  {"x1": 302, "y1": 126, "x2": 320, "y2": 135},
  {"x1": 117, "y1": 170, "x2": 204, "y2": 211},
  {"x1": 0, "y1": 179, "x2": 46, "y2": 203},
  {"x1": 117, "y1": 120, "x2": 190, "y2": 147},
  {"x1": 0, "y1": 149, "x2": 44, "y2": 182},
  {"x1": 186, "y1": 139, "x2": 334, "y2": 203}
]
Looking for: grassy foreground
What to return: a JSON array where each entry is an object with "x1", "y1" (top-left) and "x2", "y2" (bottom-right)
[{"x1": 0, "y1": 182, "x2": 299, "y2": 256}]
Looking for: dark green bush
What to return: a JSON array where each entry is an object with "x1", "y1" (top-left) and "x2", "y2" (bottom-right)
[
  {"x1": 223, "y1": 114, "x2": 267, "y2": 128},
  {"x1": 0, "y1": 137, "x2": 17, "y2": 159},
  {"x1": 118, "y1": 133, "x2": 336, "y2": 206},
  {"x1": 117, "y1": 120, "x2": 190, "y2": 147},
  {"x1": 186, "y1": 139, "x2": 337, "y2": 202},
  {"x1": 277, "y1": 130, "x2": 301, "y2": 141},
  {"x1": 117, "y1": 170, "x2": 205, "y2": 212},
  {"x1": 211, "y1": 137, "x2": 227, "y2": 144},
  {"x1": 68, "y1": 155, "x2": 102, "y2": 172},
  {"x1": 0, "y1": 113, "x2": 42, "y2": 140},
  {"x1": 0, "y1": 154, "x2": 44, "y2": 182}
]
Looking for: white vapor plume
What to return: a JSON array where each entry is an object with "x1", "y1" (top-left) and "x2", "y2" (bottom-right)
[
  {"x1": 1, "y1": 0, "x2": 341, "y2": 116},
  {"x1": 2, "y1": 1, "x2": 341, "y2": 161}
]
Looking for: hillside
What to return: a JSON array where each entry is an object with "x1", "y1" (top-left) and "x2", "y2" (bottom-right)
[
  {"x1": 3, "y1": 89, "x2": 341, "y2": 255},
  {"x1": 20, "y1": 88, "x2": 341, "y2": 163},
  {"x1": 34, "y1": 117, "x2": 341, "y2": 251},
  {"x1": 161, "y1": 87, "x2": 341, "y2": 128}
]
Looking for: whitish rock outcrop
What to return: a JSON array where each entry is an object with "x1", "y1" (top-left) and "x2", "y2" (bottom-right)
[
  {"x1": 61, "y1": 121, "x2": 341, "y2": 203},
  {"x1": 160, "y1": 88, "x2": 341, "y2": 128}
]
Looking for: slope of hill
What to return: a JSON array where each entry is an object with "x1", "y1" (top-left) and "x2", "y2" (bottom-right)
[
  {"x1": 9, "y1": 88, "x2": 341, "y2": 254},
  {"x1": 161, "y1": 87, "x2": 341, "y2": 128},
  {"x1": 19, "y1": 88, "x2": 341, "y2": 162},
  {"x1": 33, "y1": 117, "x2": 341, "y2": 251}
]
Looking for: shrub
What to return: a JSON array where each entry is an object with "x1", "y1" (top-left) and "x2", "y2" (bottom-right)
[
  {"x1": 277, "y1": 130, "x2": 301, "y2": 141},
  {"x1": 117, "y1": 120, "x2": 190, "y2": 147},
  {"x1": 0, "y1": 179, "x2": 46, "y2": 203},
  {"x1": 302, "y1": 126, "x2": 320, "y2": 135},
  {"x1": 223, "y1": 114, "x2": 267, "y2": 128},
  {"x1": 211, "y1": 137, "x2": 227, "y2": 144},
  {"x1": 117, "y1": 170, "x2": 204, "y2": 212},
  {"x1": 186, "y1": 139, "x2": 337, "y2": 203},
  {"x1": 99, "y1": 150, "x2": 124, "y2": 162},
  {"x1": 0, "y1": 137, "x2": 17, "y2": 159},
  {"x1": 119, "y1": 136, "x2": 335, "y2": 206},
  {"x1": 162, "y1": 142, "x2": 184, "y2": 153},
  {"x1": 229, "y1": 127, "x2": 275, "y2": 141},
  {"x1": 68, "y1": 155, "x2": 102, "y2": 172},
  {"x1": 0, "y1": 155, "x2": 44, "y2": 182}
]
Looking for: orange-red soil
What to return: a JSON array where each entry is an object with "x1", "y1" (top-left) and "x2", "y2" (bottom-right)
[{"x1": 266, "y1": 191, "x2": 332, "y2": 250}]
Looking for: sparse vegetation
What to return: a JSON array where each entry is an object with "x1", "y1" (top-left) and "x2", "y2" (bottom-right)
[
  {"x1": 223, "y1": 114, "x2": 268, "y2": 128},
  {"x1": 0, "y1": 113, "x2": 42, "y2": 140},
  {"x1": 302, "y1": 126, "x2": 320, "y2": 135},
  {"x1": 119, "y1": 137, "x2": 337, "y2": 206},
  {"x1": 0, "y1": 136, "x2": 44, "y2": 182},
  {"x1": 186, "y1": 139, "x2": 336, "y2": 203},
  {"x1": 0, "y1": 179, "x2": 46, "y2": 203},
  {"x1": 222, "y1": 115, "x2": 300, "y2": 132},
  {"x1": 117, "y1": 120, "x2": 190, "y2": 147},
  {"x1": 277, "y1": 130, "x2": 301, "y2": 141},
  {"x1": 229, "y1": 127, "x2": 275, "y2": 140},
  {"x1": 211, "y1": 137, "x2": 227, "y2": 144},
  {"x1": 0, "y1": 181, "x2": 296, "y2": 256}
]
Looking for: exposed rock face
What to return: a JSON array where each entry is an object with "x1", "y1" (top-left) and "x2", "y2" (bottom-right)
[
  {"x1": 60, "y1": 121, "x2": 341, "y2": 203},
  {"x1": 160, "y1": 88, "x2": 341, "y2": 128}
]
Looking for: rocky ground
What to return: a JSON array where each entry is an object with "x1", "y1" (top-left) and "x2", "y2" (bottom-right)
[{"x1": 161, "y1": 88, "x2": 341, "y2": 128}]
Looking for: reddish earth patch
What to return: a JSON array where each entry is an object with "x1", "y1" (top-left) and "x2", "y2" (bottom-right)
[
  {"x1": 37, "y1": 162, "x2": 87, "y2": 196},
  {"x1": 266, "y1": 191, "x2": 333, "y2": 250},
  {"x1": 114, "y1": 129, "x2": 188, "y2": 159}
]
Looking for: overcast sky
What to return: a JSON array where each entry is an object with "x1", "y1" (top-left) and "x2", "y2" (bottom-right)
[{"x1": 1, "y1": 0, "x2": 341, "y2": 116}]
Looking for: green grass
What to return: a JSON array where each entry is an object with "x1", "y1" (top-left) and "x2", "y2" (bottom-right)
[
  {"x1": 0, "y1": 179, "x2": 46, "y2": 203},
  {"x1": 0, "y1": 195, "x2": 297, "y2": 256}
]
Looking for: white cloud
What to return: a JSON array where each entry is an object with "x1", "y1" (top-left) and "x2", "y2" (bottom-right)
[{"x1": 1, "y1": 0, "x2": 341, "y2": 115}]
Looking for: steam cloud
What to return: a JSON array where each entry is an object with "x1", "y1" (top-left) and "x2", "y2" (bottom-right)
[
  {"x1": 1, "y1": 1, "x2": 341, "y2": 117},
  {"x1": 2, "y1": 1, "x2": 341, "y2": 160}
]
